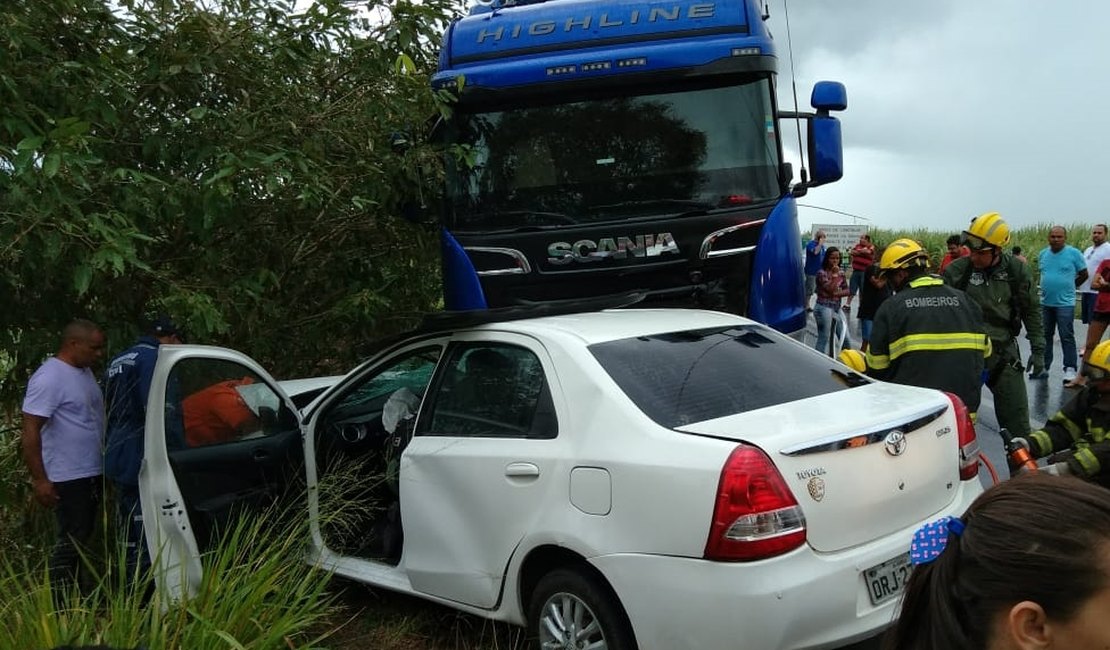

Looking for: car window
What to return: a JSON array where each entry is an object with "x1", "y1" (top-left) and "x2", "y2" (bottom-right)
[
  {"x1": 323, "y1": 348, "x2": 441, "y2": 427},
  {"x1": 165, "y1": 358, "x2": 297, "y2": 449},
  {"x1": 589, "y1": 325, "x2": 863, "y2": 428},
  {"x1": 418, "y1": 343, "x2": 557, "y2": 439}
]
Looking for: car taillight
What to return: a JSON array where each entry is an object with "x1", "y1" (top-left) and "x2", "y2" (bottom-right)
[
  {"x1": 944, "y1": 392, "x2": 979, "y2": 481},
  {"x1": 704, "y1": 445, "x2": 806, "y2": 561}
]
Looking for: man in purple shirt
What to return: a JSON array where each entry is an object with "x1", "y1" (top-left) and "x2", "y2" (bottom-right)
[{"x1": 21, "y1": 319, "x2": 106, "y2": 589}]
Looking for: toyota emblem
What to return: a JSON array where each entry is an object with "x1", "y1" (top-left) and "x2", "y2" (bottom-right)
[{"x1": 884, "y1": 430, "x2": 907, "y2": 457}]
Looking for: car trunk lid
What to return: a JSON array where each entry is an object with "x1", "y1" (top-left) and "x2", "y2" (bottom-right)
[{"x1": 677, "y1": 382, "x2": 961, "y2": 553}]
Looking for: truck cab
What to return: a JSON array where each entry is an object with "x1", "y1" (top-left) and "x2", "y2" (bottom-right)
[{"x1": 432, "y1": 0, "x2": 845, "y2": 335}]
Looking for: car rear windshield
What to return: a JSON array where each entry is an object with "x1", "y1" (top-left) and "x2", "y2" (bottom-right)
[{"x1": 589, "y1": 325, "x2": 863, "y2": 428}]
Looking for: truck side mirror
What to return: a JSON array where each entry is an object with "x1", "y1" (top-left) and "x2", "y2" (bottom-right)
[
  {"x1": 811, "y1": 81, "x2": 847, "y2": 112},
  {"x1": 807, "y1": 115, "x2": 843, "y2": 186},
  {"x1": 806, "y1": 81, "x2": 846, "y2": 188}
]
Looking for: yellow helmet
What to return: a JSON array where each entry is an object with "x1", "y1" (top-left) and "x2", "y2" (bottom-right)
[
  {"x1": 838, "y1": 349, "x2": 867, "y2": 373},
  {"x1": 878, "y1": 238, "x2": 929, "y2": 272},
  {"x1": 963, "y1": 212, "x2": 1011, "y2": 250},
  {"x1": 1087, "y1": 340, "x2": 1110, "y2": 376}
]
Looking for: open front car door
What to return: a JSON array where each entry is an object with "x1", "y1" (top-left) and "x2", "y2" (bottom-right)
[{"x1": 139, "y1": 344, "x2": 304, "y2": 600}]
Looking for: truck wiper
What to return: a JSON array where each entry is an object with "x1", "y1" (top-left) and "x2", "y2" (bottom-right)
[
  {"x1": 492, "y1": 210, "x2": 580, "y2": 226},
  {"x1": 589, "y1": 199, "x2": 717, "y2": 215}
]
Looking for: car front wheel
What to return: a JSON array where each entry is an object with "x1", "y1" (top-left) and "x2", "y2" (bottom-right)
[{"x1": 528, "y1": 567, "x2": 636, "y2": 650}]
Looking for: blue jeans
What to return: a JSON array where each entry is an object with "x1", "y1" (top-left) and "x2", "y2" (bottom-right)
[
  {"x1": 814, "y1": 304, "x2": 852, "y2": 356},
  {"x1": 1043, "y1": 305, "x2": 1078, "y2": 371}
]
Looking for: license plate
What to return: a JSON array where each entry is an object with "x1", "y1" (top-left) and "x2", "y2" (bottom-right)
[{"x1": 864, "y1": 553, "x2": 912, "y2": 606}]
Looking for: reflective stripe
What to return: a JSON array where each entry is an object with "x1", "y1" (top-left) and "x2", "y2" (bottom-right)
[
  {"x1": 887, "y1": 332, "x2": 991, "y2": 362},
  {"x1": 1089, "y1": 423, "x2": 1106, "y2": 443},
  {"x1": 1074, "y1": 447, "x2": 1101, "y2": 477},
  {"x1": 1030, "y1": 429, "x2": 1054, "y2": 455},
  {"x1": 984, "y1": 338, "x2": 993, "y2": 358},
  {"x1": 866, "y1": 351, "x2": 891, "y2": 370},
  {"x1": 1049, "y1": 411, "x2": 1084, "y2": 441},
  {"x1": 908, "y1": 276, "x2": 944, "y2": 288}
]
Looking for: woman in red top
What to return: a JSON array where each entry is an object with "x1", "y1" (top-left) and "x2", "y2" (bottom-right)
[
  {"x1": 1069, "y1": 258, "x2": 1110, "y2": 387},
  {"x1": 847, "y1": 234, "x2": 875, "y2": 310}
]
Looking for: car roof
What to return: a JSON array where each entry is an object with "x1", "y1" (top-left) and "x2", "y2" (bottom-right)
[
  {"x1": 470, "y1": 308, "x2": 753, "y2": 345},
  {"x1": 365, "y1": 294, "x2": 758, "y2": 355}
]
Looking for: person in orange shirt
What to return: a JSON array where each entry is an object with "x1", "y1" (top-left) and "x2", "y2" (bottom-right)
[{"x1": 182, "y1": 377, "x2": 261, "y2": 447}]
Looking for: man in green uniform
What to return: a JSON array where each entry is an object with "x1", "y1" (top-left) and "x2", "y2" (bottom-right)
[
  {"x1": 866, "y1": 238, "x2": 991, "y2": 415},
  {"x1": 1015, "y1": 339, "x2": 1110, "y2": 484},
  {"x1": 943, "y1": 212, "x2": 1044, "y2": 438}
]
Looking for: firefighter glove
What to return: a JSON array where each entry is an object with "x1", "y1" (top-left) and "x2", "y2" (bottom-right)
[{"x1": 1026, "y1": 354, "x2": 1045, "y2": 378}]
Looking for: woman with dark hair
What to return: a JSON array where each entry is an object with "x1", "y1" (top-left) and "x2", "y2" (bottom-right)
[
  {"x1": 884, "y1": 474, "x2": 1110, "y2": 650},
  {"x1": 813, "y1": 246, "x2": 852, "y2": 355}
]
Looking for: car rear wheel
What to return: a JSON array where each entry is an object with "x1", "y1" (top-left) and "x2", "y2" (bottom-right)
[{"x1": 528, "y1": 567, "x2": 636, "y2": 650}]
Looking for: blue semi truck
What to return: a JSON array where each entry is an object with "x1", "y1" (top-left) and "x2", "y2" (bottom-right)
[{"x1": 430, "y1": 0, "x2": 845, "y2": 334}]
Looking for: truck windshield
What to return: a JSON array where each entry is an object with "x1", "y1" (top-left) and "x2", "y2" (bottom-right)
[{"x1": 445, "y1": 76, "x2": 781, "y2": 232}]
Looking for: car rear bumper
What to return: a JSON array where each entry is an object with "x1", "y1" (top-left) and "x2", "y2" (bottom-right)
[{"x1": 590, "y1": 479, "x2": 982, "y2": 650}]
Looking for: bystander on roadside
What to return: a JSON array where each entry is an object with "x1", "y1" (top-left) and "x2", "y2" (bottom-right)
[
  {"x1": 856, "y1": 253, "x2": 890, "y2": 353},
  {"x1": 846, "y1": 233, "x2": 875, "y2": 310},
  {"x1": 804, "y1": 229, "x2": 826, "y2": 311},
  {"x1": 1079, "y1": 224, "x2": 1110, "y2": 329},
  {"x1": 1070, "y1": 255, "x2": 1110, "y2": 388},
  {"x1": 1033, "y1": 225, "x2": 1086, "y2": 384},
  {"x1": 938, "y1": 234, "x2": 969, "y2": 273},
  {"x1": 883, "y1": 474, "x2": 1110, "y2": 650},
  {"x1": 20, "y1": 319, "x2": 106, "y2": 591},
  {"x1": 813, "y1": 247, "x2": 851, "y2": 356}
]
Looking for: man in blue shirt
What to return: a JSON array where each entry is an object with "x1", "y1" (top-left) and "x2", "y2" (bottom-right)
[
  {"x1": 104, "y1": 315, "x2": 182, "y2": 586},
  {"x1": 1035, "y1": 226, "x2": 1088, "y2": 383},
  {"x1": 804, "y1": 229, "x2": 826, "y2": 311}
]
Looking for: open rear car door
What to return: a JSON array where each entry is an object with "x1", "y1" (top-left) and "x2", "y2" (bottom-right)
[{"x1": 139, "y1": 344, "x2": 304, "y2": 599}]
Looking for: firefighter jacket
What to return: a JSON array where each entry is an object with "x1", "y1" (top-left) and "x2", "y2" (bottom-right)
[
  {"x1": 942, "y1": 253, "x2": 1045, "y2": 358},
  {"x1": 1029, "y1": 386, "x2": 1110, "y2": 480},
  {"x1": 865, "y1": 275, "x2": 991, "y2": 413}
]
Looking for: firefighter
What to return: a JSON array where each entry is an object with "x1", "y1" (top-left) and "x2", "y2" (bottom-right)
[
  {"x1": 943, "y1": 212, "x2": 1044, "y2": 438},
  {"x1": 865, "y1": 238, "x2": 991, "y2": 415},
  {"x1": 1015, "y1": 339, "x2": 1110, "y2": 483}
]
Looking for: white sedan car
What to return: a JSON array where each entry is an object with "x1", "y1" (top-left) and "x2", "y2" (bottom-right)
[{"x1": 139, "y1": 306, "x2": 983, "y2": 650}]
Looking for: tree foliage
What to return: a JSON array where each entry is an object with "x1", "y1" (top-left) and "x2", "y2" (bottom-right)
[{"x1": 0, "y1": 0, "x2": 460, "y2": 406}]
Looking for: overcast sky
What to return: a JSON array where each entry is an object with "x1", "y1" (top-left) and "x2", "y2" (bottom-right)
[{"x1": 766, "y1": 0, "x2": 1109, "y2": 234}]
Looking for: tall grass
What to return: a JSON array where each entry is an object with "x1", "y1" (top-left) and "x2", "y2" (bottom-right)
[{"x1": 0, "y1": 498, "x2": 338, "y2": 649}]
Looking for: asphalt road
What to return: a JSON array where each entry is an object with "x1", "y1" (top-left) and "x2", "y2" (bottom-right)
[{"x1": 807, "y1": 308, "x2": 1084, "y2": 650}]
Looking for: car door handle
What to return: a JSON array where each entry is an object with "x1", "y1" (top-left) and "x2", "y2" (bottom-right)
[
  {"x1": 252, "y1": 448, "x2": 270, "y2": 462},
  {"x1": 505, "y1": 462, "x2": 540, "y2": 477}
]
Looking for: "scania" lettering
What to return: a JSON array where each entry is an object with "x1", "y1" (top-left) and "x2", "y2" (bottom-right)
[
  {"x1": 476, "y1": 3, "x2": 717, "y2": 44},
  {"x1": 547, "y1": 233, "x2": 681, "y2": 265}
]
